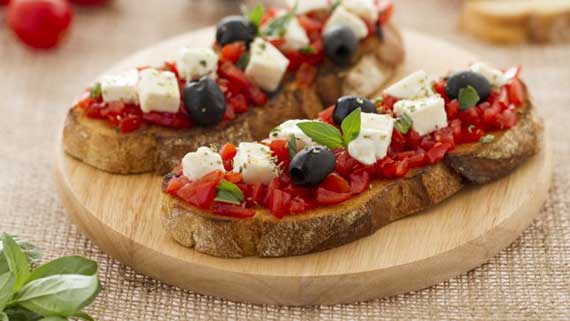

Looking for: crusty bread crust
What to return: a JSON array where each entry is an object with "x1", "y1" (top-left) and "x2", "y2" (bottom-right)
[
  {"x1": 460, "y1": 0, "x2": 570, "y2": 44},
  {"x1": 63, "y1": 24, "x2": 404, "y2": 174},
  {"x1": 161, "y1": 162, "x2": 463, "y2": 258},
  {"x1": 161, "y1": 87, "x2": 542, "y2": 258}
]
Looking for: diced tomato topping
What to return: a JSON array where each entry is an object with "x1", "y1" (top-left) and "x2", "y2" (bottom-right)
[
  {"x1": 219, "y1": 143, "x2": 237, "y2": 170},
  {"x1": 175, "y1": 171, "x2": 223, "y2": 209},
  {"x1": 496, "y1": 109, "x2": 518, "y2": 129},
  {"x1": 446, "y1": 99, "x2": 460, "y2": 119},
  {"x1": 224, "y1": 172, "x2": 242, "y2": 184},
  {"x1": 426, "y1": 143, "x2": 452, "y2": 164},
  {"x1": 349, "y1": 170, "x2": 371, "y2": 194},
  {"x1": 269, "y1": 139, "x2": 291, "y2": 168},
  {"x1": 165, "y1": 176, "x2": 190, "y2": 193},
  {"x1": 220, "y1": 42, "x2": 245, "y2": 64},
  {"x1": 298, "y1": 15, "x2": 323, "y2": 41},
  {"x1": 316, "y1": 188, "x2": 352, "y2": 205},
  {"x1": 318, "y1": 106, "x2": 335, "y2": 124},
  {"x1": 268, "y1": 189, "x2": 292, "y2": 219},
  {"x1": 507, "y1": 78, "x2": 525, "y2": 106},
  {"x1": 119, "y1": 114, "x2": 143, "y2": 133},
  {"x1": 320, "y1": 173, "x2": 351, "y2": 194},
  {"x1": 142, "y1": 109, "x2": 191, "y2": 129},
  {"x1": 378, "y1": 2, "x2": 395, "y2": 25},
  {"x1": 296, "y1": 63, "x2": 318, "y2": 89},
  {"x1": 219, "y1": 61, "x2": 250, "y2": 91},
  {"x1": 433, "y1": 80, "x2": 448, "y2": 101},
  {"x1": 334, "y1": 149, "x2": 359, "y2": 178},
  {"x1": 227, "y1": 94, "x2": 248, "y2": 113},
  {"x1": 212, "y1": 203, "x2": 255, "y2": 218},
  {"x1": 245, "y1": 84, "x2": 268, "y2": 106}
]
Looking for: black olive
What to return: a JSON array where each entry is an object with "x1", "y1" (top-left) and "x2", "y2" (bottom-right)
[
  {"x1": 323, "y1": 26, "x2": 358, "y2": 66},
  {"x1": 183, "y1": 77, "x2": 226, "y2": 126},
  {"x1": 333, "y1": 96, "x2": 377, "y2": 125},
  {"x1": 289, "y1": 146, "x2": 336, "y2": 187},
  {"x1": 445, "y1": 71, "x2": 492, "y2": 102},
  {"x1": 215, "y1": 16, "x2": 256, "y2": 47}
]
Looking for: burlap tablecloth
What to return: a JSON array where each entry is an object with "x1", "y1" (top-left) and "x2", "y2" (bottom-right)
[{"x1": 0, "y1": 0, "x2": 568, "y2": 319}]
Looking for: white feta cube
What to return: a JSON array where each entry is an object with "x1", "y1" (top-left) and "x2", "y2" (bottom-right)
[
  {"x1": 282, "y1": 15, "x2": 311, "y2": 51},
  {"x1": 342, "y1": 0, "x2": 378, "y2": 23},
  {"x1": 245, "y1": 38, "x2": 290, "y2": 92},
  {"x1": 100, "y1": 69, "x2": 139, "y2": 104},
  {"x1": 232, "y1": 142, "x2": 279, "y2": 185},
  {"x1": 384, "y1": 70, "x2": 435, "y2": 100},
  {"x1": 348, "y1": 113, "x2": 394, "y2": 165},
  {"x1": 323, "y1": 5, "x2": 369, "y2": 40},
  {"x1": 393, "y1": 96, "x2": 448, "y2": 136},
  {"x1": 470, "y1": 62, "x2": 510, "y2": 87},
  {"x1": 137, "y1": 69, "x2": 181, "y2": 113},
  {"x1": 287, "y1": 0, "x2": 330, "y2": 14},
  {"x1": 182, "y1": 147, "x2": 225, "y2": 181},
  {"x1": 176, "y1": 47, "x2": 218, "y2": 80},
  {"x1": 270, "y1": 119, "x2": 318, "y2": 148}
]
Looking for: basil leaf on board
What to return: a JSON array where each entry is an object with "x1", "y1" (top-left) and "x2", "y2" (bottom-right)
[
  {"x1": 72, "y1": 311, "x2": 95, "y2": 321},
  {"x1": 297, "y1": 122, "x2": 344, "y2": 149},
  {"x1": 0, "y1": 235, "x2": 41, "y2": 275},
  {"x1": 89, "y1": 83, "x2": 102, "y2": 100},
  {"x1": 4, "y1": 306, "x2": 43, "y2": 321},
  {"x1": 14, "y1": 274, "x2": 101, "y2": 318},
  {"x1": 288, "y1": 135, "x2": 297, "y2": 161},
  {"x1": 38, "y1": 317, "x2": 67, "y2": 321},
  {"x1": 27, "y1": 256, "x2": 97, "y2": 284},
  {"x1": 215, "y1": 180, "x2": 244, "y2": 205},
  {"x1": 458, "y1": 85, "x2": 480, "y2": 110},
  {"x1": 341, "y1": 108, "x2": 361, "y2": 146},
  {"x1": 0, "y1": 312, "x2": 7, "y2": 321},
  {"x1": 0, "y1": 272, "x2": 15, "y2": 310},
  {"x1": 2, "y1": 234, "x2": 30, "y2": 292},
  {"x1": 394, "y1": 113, "x2": 413, "y2": 134},
  {"x1": 242, "y1": 3, "x2": 265, "y2": 28}
]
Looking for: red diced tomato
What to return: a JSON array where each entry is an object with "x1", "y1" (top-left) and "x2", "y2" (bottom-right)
[
  {"x1": 318, "y1": 106, "x2": 335, "y2": 124},
  {"x1": 290, "y1": 197, "x2": 310, "y2": 214},
  {"x1": 378, "y1": 2, "x2": 394, "y2": 24},
  {"x1": 268, "y1": 189, "x2": 292, "y2": 219},
  {"x1": 407, "y1": 150, "x2": 426, "y2": 168},
  {"x1": 320, "y1": 173, "x2": 351, "y2": 194},
  {"x1": 395, "y1": 159, "x2": 410, "y2": 177},
  {"x1": 449, "y1": 119, "x2": 462, "y2": 142},
  {"x1": 119, "y1": 114, "x2": 142, "y2": 133},
  {"x1": 219, "y1": 62, "x2": 250, "y2": 91},
  {"x1": 460, "y1": 124, "x2": 484, "y2": 143},
  {"x1": 482, "y1": 101, "x2": 501, "y2": 126},
  {"x1": 269, "y1": 139, "x2": 291, "y2": 168},
  {"x1": 507, "y1": 78, "x2": 525, "y2": 107},
  {"x1": 446, "y1": 99, "x2": 460, "y2": 119},
  {"x1": 212, "y1": 203, "x2": 255, "y2": 218},
  {"x1": 381, "y1": 95, "x2": 398, "y2": 111},
  {"x1": 434, "y1": 80, "x2": 448, "y2": 101},
  {"x1": 245, "y1": 85, "x2": 268, "y2": 106},
  {"x1": 297, "y1": 15, "x2": 323, "y2": 41},
  {"x1": 228, "y1": 94, "x2": 248, "y2": 113},
  {"x1": 458, "y1": 107, "x2": 481, "y2": 125},
  {"x1": 349, "y1": 170, "x2": 371, "y2": 194},
  {"x1": 426, "y1": 143, "x2": 452, "y2": 164},
  {"x1": 223, "y1": 102, "x2": 236, "y2": 121},
  {"x1": 406, "y1": 130, "x2": 422, "y2": 149},
  {"x1": 165, "y1": 176, "x2": 190, "y2": 193},
  {"x1": 142, "y1": 110, "x2": 191, "y2": 129},
  {"x1": 224, "y1": 172, "x2": 242, "y2": 184},
  {"x1": 296, "y1": 63, "x2": 318, "y2": 89},
  {"x1": 496, "y1": 109, "x2": 517, "y2": 129},
  {"x1": 334, "y1": 149, "x2": 359, "y2": 178},
  {"x1": 316, "y1": 188, "x2": 352, "y2": 205},
  {"x1": 220, "y1": 42, "x2": 245, "y2": 64}
]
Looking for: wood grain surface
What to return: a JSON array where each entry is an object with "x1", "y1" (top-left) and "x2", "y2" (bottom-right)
[{"x1": 54, "y1": 29, "x2": 552, "y2": 305}]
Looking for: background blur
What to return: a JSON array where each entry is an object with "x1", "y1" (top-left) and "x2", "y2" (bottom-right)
[{"x1": 0, "y1": 0, "x2": 569, "y2": 320}]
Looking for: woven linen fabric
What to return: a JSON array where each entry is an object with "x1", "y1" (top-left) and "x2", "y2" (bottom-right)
[{"x1": 0, "y1": 0, "x2": 568, "y2": 320}]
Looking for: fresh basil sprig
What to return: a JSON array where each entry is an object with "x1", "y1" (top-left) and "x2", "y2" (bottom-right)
[
  {"x1": 215, "y1": 180, "x2": 244, "y2": 205},
  {"x1": 262, "y1": 2, "x2": 297, "y2": 37},
  {"x1": 394, "y1": 113, "x2": 413, "y2": 134},
  {"x1": 89, "y1": 83, "x2": 102, "y2": 100},
  {"x1": 0, "y1": 234, "x2": 101, "y2": 321},
  {"x1": 297, "y1": 108, "x2": 362, "y2": 149},
  {"x1": 458, "y1": 85, "x2": 480, "y2": 110},
  {"x1": 241, "y1": 3, "x2": 265, "y2": 29}
]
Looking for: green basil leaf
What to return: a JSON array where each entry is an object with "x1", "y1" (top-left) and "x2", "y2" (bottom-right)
[
  {"x1": 14, "y1": 274, "x2": 101, "y2": 318},
  {"x1": 394, "y1": 113, "x2": 413, "y2": 134},
  {"x1": 458, "y1": 85, "x2": 480, "y2": 110},
  {"x1": 288, "y1": 135, "x2": 297, "y2": 161},
  {"x1": 0, "y1": 235, "x2": 41, "y2": 275},
  {"x1": 2, "y1": 234, "x2": 30, "y2": 292},
  {"x1": 243, "y1": 3, "x2": 265, "y2": 28},
  {"x1": 4, "y1": 306, "x2": 43, "y2": 321},
  {"x1": 72, "y1": 311, "x2": 95, "y2": 321},
  {"x1": 299, "y1": 46, "x2": 314, "y2": 54},
  {"x1": 0, "y1": 272, "x2": 15, "y2": 310},
  {"x1": 0, "y1": 312, "x2": 7, "y2": 321},
  {"x1": 215, "y1": 180, "x2": 244, "y2": 205},
  {"x1": 38, "y1": 317, "x2": 67, "y2": 321},
  {"x1": 297, "y1": 122, "x2": 344, "y2": 149},
  {"x1": 236, "y1": 52, "x2": 250, "y2": 70},
  {"x1": 89, "y1": 83, "x2": 102, "y2": 100},
  {"x1": 341, "y1": 108, "x2": 361, "y2": 146},
  {"x1": 27, "y1": 257, "x2": 97, "y2": 284}
]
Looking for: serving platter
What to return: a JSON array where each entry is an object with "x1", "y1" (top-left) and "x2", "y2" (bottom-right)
[{"x1": 54, "y1": 28, "x2": 552, "y2": 305}]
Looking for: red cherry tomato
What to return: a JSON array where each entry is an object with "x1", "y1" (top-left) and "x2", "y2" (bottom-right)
[
  {"x1": 7, "y1": 0, "x2": 73, "y2": 49},
  {"x1": 70, "y1": 0, "x2": 109, "y2": 5}
]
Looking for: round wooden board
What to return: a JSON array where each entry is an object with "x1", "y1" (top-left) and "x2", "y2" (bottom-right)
[{"x1": 54, "y1": 29, "x2": 552, "y2": 306}]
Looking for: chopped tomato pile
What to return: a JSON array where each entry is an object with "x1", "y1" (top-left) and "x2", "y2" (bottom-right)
[{"x1": 166, "y1": 71, "x2": 525, "y2": 219}]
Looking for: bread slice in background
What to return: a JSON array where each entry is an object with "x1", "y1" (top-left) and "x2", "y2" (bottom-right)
[{"x1": 460, "y1": 0, "x2": 570, "y2": 43}]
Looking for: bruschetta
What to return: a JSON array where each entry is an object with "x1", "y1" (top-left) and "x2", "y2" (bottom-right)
[
  {"x1": 160, "y1": 63, "x2": 541, "y2": 258},
  {"x1": 63, "y1": 1, "x2": 404, "y2": 174}
]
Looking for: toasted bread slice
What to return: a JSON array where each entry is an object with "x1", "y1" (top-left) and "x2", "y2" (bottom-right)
[
  {"x1": 460, "y1": 0, "x2": 570, "y2": 43},
  {"x1": 161, "y1": 162, "x2": 463, "y2": 258},
  {"x1": 161, "y1": 84, "x2": 541, "y2": 258},
  {"x1": 63, "y1": 25, "x2": 404, "y2": 175}
]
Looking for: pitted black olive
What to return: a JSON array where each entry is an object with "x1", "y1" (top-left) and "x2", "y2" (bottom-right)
[
  {"x1": 445, "y1": 71, "x2": 492, "y2": 102},
  {"x1": 215, "y1": 16, "x2": 256, "y2": 47},
  {"x1": 323, "y1": 26, "x2": 358, "y2": 66},
  {"x1": 333, "y1": 96, "x2": 377, "y2": 125},
  {"x1": 289, "y1": 146, "x2": 336, "y2": 187},
  {"x1": 183, "y1": 77, "x2": 226, "y2": 126}
]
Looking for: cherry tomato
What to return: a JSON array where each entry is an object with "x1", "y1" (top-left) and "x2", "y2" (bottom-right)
[
  {"x1": 70, "y1": 0, "x2": 109, "y2": 5},
  {"x1": 7, "y1": 0, "x2": 73, "y2": 49}
]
